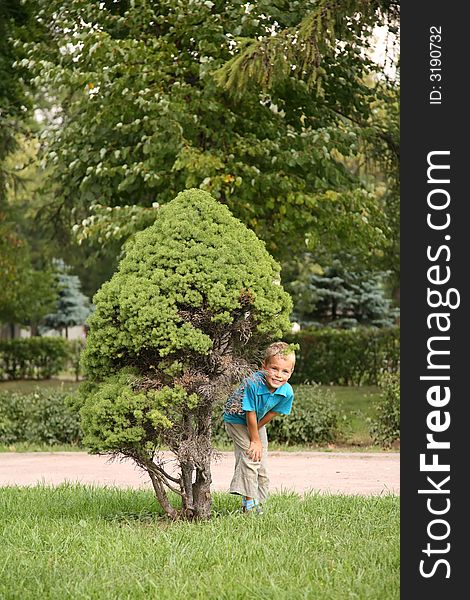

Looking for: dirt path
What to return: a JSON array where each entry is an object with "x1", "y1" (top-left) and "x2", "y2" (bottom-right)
[{"x1": 0, "y1": 451, "x2": 399, "y2": 495}]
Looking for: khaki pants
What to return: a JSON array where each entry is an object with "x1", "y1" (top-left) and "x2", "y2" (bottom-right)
[{"x1": 224, "y1": 422, "x2": 269, "y2": 502}]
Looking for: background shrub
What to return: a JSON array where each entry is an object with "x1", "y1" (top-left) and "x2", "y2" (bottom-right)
[
  {"x1": 268, "y1": 385, "x2": 339, "y2": 445},
  {"x1": 286, "y1": 327, "x2": 400, "y2": 385},
  {"x1": 370, "y1": 371, "x2": 400, "y2": 447},
  {"x1": 212, "y1": 384, "x2": 339, "y2": 446},
  {"x1": 0, "y1": 338, "x2": 70, "y2": 380},
  {"x1": 0, "y1": 389, "x2": 81, "y2": 445}
]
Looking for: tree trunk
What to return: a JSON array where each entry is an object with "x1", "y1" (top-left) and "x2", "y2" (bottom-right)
[
  {"x1": 144, "y1": 461, "x2": 179, "y2": 520},
  {"x1": 131, "y1": 453, "x2": 180, "y2": 520},
  {"x1": 180, "y1": 461, "x2": 195, "y2": 519},
  {"x1": 192, "y1": 458, "x2": 212, "y2": 519},
  {"x1": 192, "y1": 403, "x2": 213, "y2": 519}
]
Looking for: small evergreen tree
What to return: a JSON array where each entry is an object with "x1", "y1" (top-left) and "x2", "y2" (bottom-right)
[
  {"x1": 79, "y1": 189, "x2": 292, "y2": 520},
  {"x1": 290, "y1": 259, "x2": 398, "y2": 328},
  {"x1": 42, "y1": 260, "x2": 92, "y2": 338}
]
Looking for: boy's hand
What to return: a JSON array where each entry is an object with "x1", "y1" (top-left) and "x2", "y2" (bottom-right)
[{"x1": 247, "y1": 440, "x2": 263, "y2": 462}]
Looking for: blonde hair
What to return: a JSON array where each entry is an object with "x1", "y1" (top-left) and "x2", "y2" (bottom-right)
[{"x1": 263, "y1": 342, "x2": 296, "y2": 366}]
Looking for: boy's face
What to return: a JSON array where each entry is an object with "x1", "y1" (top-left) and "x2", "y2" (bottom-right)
[{"x1": 262, "y1": 354, "x2": 295, "y2": 392}]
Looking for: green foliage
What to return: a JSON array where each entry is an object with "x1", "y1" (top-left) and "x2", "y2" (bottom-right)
[
  {"x1": 268, "y1": 385, "x2": 339, "y2": 445},
  {"x1": 1, "y1": 139, "x2": 60, "y2": 330},
  {"x1": 214, "y1": 1, "x2": 400, "y2": 285},
  {"x1": 0, "y1": 388, "x2": 81, "y2": 445},
  {"x1": 214, "y1": 1, "x2": 399, "y2": 97},
  {"x1": 22, "y1": 0, "x2": 392, "y2": 263},
  {"x1": 0, "y1": 234, "x2": 58, "y2": 328},
  {"x1": 287, "y1": 327, "x2": 400, "y2": 385},
  {"x1": 42, "y1": 259, "x2": 93, "y2": 335},
  {"x1": 365, "y1": 83, "x2": 400, "y2": 295},
  {"x1": 83, "y1": 189, "x2": 292, "y2": 382},
  {"x1": 1, "y1": 266, "x2": 59, "y2": 330},
  {"x1": 288, "y1": 258, "x2": 399, "y2": 327},
  {"x1": 0, "y1": 221, "x2": 29, "y2": 322},
  {"x1": 370, "y1": 371, "x2": 400, "y2": 447},
  {"x1": 0, "y1": 4, "x2": 50, "y2": 317},
  {"x1": 0, "y1": 0, "x2": 36, "y2": 203},
  {"x1": 0, "y1": 337, "x2": 70, "y2": 380},
  {"x1": 79, "y1": 370, "x2": 199, "y2": 455}
]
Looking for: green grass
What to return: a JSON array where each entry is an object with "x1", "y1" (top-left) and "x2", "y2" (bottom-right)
[
  {"x1": 0, "y1": 442, "x2": 84, "y2": 453},
  {"x1": 327, "y1": 385, "x2": 381, "y2": 447},
  {"x1": 0, "y1": 379, "x2": 79, "y2": 393},
  {"x1": 0, "y1": 484, "x2": 399, "y2": 600}
]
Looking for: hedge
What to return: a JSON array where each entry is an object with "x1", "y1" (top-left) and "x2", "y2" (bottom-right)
[
  {"x1": 286, "y1": 327, "x2": 400, "y2": 386},
  {"x1": 370, "y1": 371, "x2": 400, "y2": 447},
  {"x1": 1, "y1": 384, "x2": 339, "y2": 448},
  {"x1": 0, "y1": 389, "x2": 81, "y2": 445},
  {"x1": 0, "y1": 337, "x2": 70, "y2": 380}
]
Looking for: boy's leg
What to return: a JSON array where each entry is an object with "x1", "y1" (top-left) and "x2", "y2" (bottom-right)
[
  {"x1": 257, "y1": 425, "x2": 269, "y2": 504},
  {"x1": 224, "y1": 423, "x2": 262, "y2": 501}
]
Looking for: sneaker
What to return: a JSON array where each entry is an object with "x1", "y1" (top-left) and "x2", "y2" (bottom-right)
[{"x1": 243, "y1": 498, "x2": 263, "y2": 514}]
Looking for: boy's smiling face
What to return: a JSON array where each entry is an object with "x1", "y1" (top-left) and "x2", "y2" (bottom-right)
[{"x1": 262, "y1": 354, "x2": 295, "y2": 392}]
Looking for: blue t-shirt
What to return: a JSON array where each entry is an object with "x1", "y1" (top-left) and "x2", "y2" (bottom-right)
[{"x1": 223, "y1": 371, "x2": 294, "y2": 424}]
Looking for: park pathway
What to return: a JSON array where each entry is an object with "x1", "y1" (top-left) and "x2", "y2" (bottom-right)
[{"x1": 0, "y1": 451, "x2": 399, "y2": 495}]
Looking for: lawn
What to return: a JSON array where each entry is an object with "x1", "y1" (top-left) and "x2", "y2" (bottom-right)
[
  {"x1": 0, "y1": 484, "x2": 399, "y2": 600},
  {"x1": 0, "y1": 378, "x2": 79, "y2": 393},
  {"x1": 327, "y1": 385, "x2": 381, "y2": 447}
]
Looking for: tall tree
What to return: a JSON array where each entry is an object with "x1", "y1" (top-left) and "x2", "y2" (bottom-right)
[
  {"x1": 0, "y1": 0, "x2": 29, "y2": 202},
  {"x1": 0, "y1": 1, "x2": 59, "y2": 333},
  {"x1": 214, "y1": 0, "x2": 400, "y2": 293},
  {"x1": 0, "y1": 0, "x2": 32, "y2": 315},
  {"x1": 23, "y1": 0, "x2": 393, "y2": 265},
  {"x1": 0, "y1": 265, "x2": 58, "y2": 336}
]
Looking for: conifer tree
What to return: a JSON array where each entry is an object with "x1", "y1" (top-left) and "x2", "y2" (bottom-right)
[
  {"x1": 79, "y1": 189, "x2": 292, "y2": 520},
  {"x1": 290, "y1": 259, "x2": 398, "y2": 328},
  {"x1": 42, "y1": 260, "x2": 92, "y2": 338}
]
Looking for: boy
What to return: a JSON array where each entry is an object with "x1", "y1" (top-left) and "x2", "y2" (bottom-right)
[{"x1": 223, "y1": 341, "x2": 295, "y2": 513}]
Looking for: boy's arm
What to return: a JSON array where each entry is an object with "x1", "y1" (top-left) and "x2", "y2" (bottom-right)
[
  {"x1": 246, "y1": 411, "x2": 263, "y2": 461},
  {"x1": 257, "y1": 410, "x2": 277, "y2": 429}
]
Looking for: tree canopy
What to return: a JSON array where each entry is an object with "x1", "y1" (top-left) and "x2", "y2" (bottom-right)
[
  {"x1": 22, "y1": 0, "x2": 398, "y2": 268},
  {"x1": 0, "y1": 0, "x2": 33, "y2": 203}
]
